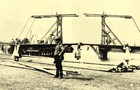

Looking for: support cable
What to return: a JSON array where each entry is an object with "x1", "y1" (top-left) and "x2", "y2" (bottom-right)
[
  {"x1": 26, "y1": 18, "x2": 35, "y2": 38},
  {"x1": 40, "y1": 21, "x2": 57, "y2": 41},
  {"x1": 45, "y1": 28, "x2": 60, "y2": 44},
  {"x1": 102, "y1": 30, "x2": 116, "y2": 45},
  {"x1": 104, "y1": 22, "x2": 123, "y2": 45},
  {"x1": 18, "y1": 17, "x2": 31, "y2": 38},
  {"x1": 132, "y1": 17, "x2": 140, "y2": 33},
  {"x1": 45, "y1": 28, "x2": 57, "y2": 41}
]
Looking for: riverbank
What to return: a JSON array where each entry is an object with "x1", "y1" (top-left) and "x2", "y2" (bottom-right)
[{"x1": 0, "y1": 54, "x2": 140, "y2": 90}]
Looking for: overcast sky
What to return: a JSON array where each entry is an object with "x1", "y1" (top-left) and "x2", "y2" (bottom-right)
[{"x1": 0, "y1": 0, "x2": 140, "y2": 45}]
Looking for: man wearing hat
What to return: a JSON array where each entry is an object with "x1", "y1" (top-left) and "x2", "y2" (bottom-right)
[{"x1": 53, "y1": 37, "x2": 65, "y2": 79}]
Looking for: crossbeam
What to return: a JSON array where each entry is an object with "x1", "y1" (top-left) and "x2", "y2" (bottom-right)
[
  {"x1": 84, "y1": 13, "x2": 132, "y2": 19},
  {"x1": 31, "y1": 14, "x2": 79, "y2": 19}
]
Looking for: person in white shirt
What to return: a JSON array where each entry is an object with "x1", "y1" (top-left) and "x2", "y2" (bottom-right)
[
  {"x1": 123, "y1": 43, "x2": 131, "y2": 68},
  {"x1": 12, "y1": 42, "x2": 21, "y2": 61}
]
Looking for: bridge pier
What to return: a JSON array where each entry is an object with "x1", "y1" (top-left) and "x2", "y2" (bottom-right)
[{"x1": 99, "y1": 47, "x2": 109, "y2": 60}]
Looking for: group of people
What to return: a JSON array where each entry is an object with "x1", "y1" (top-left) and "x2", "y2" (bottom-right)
[
  {"x1": 12, "y1": 37, "x2": 65, "y2": 79},
  {"x1": 12, "y1": 37, "x2": 133, "y2": 78},
  {"x1": 0, "y1": 45, "x2": 10, "y2": 54}
]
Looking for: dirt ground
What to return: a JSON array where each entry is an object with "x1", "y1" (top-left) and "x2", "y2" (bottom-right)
[{"x1": 0, "y1": 54, "x2": 140, "y2": 90}]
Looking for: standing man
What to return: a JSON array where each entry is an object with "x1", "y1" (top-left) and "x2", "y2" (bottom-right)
[{"x1": 53, "y1": 37, "x2": 65, "y2": 79}]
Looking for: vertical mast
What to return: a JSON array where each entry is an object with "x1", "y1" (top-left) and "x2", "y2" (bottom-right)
[
  {"x1": 56, "y1": 15, "x2": 63, "y2": 43},
  {"x1": 101, "y1": 14, "x2": 106, "y2": 45}
]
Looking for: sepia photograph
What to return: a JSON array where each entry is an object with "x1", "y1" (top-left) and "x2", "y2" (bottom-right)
[{"x1": 0, "y1": 0, "x2": 140, "y2": 90}]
